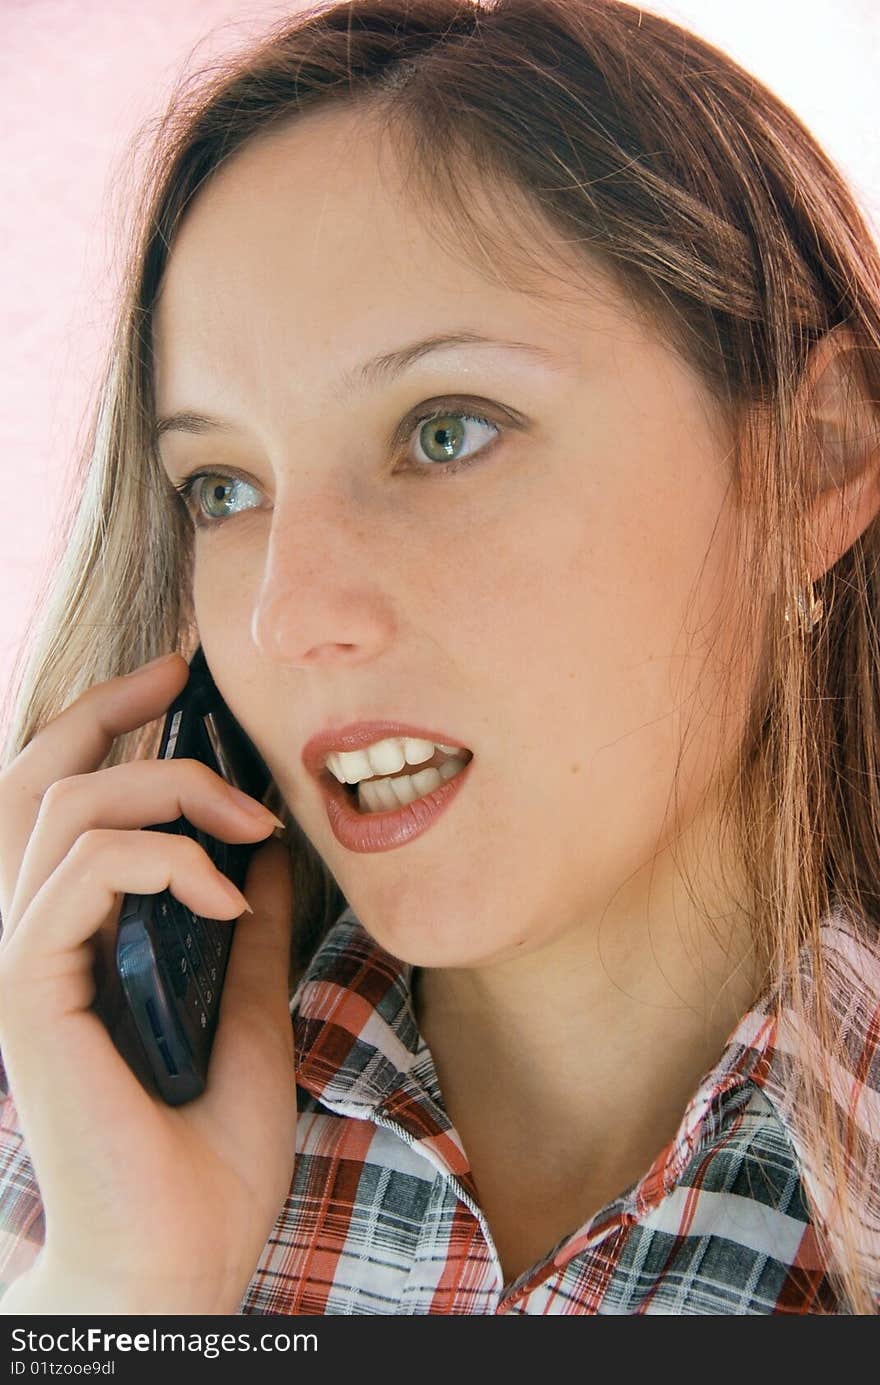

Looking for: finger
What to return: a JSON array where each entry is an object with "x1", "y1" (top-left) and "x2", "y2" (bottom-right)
[
  {"x1": 0, "y1": 653, "x2": 189, "y2": 921},
  {"x1": 0, "y1": 827, "x2": 247, "y2": 989},
  {"x1": 0, "y1": 828, "x2": 250, "y2": 1184},
  {"x1": 201, "y1": 837, "x2": 296, "y2": 1117},
  {"x1": 5, "y1": 758, "x2": 280, "y2": 941}
]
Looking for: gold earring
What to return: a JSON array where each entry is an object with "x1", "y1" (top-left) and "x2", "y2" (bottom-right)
[{"x1": 784, "y1": 582, "x2": 825, "y2": 631}]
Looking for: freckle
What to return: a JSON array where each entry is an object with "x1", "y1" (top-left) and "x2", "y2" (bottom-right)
[{"x1": 571, "y1": 762, "x2": 581, "y2": 775}]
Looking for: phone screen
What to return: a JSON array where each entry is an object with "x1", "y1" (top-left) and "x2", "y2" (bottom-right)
[{"x1": 114, "y1": 645, "x2": 274, "y2": 1105}]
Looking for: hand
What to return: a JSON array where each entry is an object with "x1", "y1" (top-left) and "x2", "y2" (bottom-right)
[{"x1": 0, "y1": 654, "x2": 296, "y2": 1314}]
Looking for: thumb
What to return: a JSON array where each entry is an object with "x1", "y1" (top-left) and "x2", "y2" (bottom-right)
[{"x1": 203, "y1": 834, "x2": 296, "y2": 1099}]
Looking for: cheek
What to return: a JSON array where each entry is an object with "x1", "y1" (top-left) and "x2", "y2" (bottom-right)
[
  {"x1": 456, "y1": 452, "x2": 740, "y2": 817},
  {"x1": 192, "y1": 551, "x2": 255, "y2": 627},
  {"x1": 444, "y1": 470, "x2": 689, "y2": 726}
]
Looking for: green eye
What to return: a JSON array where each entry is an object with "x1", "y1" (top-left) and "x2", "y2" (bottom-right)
[
  {"x1": 409, "y1": 409, "x2": 499, "y2": 471},
  {"x1": 172, "y1": 473, "x2": 261, "y2": 528}
]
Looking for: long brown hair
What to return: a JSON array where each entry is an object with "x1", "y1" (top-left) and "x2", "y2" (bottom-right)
[{"x1": 3, "y1": 0, "x2": 879, "y2": 1312}]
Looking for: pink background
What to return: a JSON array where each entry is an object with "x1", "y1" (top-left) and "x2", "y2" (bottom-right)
[{"x1": 2, "y1": 0, "x2": 879, "y2": 700}]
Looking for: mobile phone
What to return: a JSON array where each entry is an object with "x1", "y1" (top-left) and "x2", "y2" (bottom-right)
[{"x1": 115, "y1": 644, "x2": 274, "y2": 1105}]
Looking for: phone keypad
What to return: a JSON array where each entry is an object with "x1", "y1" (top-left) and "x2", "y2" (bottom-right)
[
  {"x1": 155, "y1": 896, "x2": 213, "y2": 1036},
  {"x1": 144, "y1": 822, "x2": 246, "y2": 1057}
]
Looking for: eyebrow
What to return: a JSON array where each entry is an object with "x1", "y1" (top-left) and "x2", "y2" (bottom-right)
[{"x1": 153, "y1": 331, "x2": 567, "y2": 441}]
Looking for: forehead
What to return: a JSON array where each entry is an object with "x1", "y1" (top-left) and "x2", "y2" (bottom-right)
[
  {"x1": 151, "y1": 107, "x2": 637, "y2": 412},
  {"x1": 151, "y1": 106, "x2": 715, "y2": 454}
]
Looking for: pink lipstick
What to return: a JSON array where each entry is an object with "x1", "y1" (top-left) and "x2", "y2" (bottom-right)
[{"x1": 302, "y1": 721, "x2": 474, "y2": 853}]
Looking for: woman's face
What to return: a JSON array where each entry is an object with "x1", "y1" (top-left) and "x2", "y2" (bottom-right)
[{"x1": 153, "y1": 108, "x2": 750, "y2": 970}]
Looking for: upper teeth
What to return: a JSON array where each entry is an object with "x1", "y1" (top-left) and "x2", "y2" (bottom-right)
[{"x1": 325, "y1": 736, "x2": 462, "y2": 785}]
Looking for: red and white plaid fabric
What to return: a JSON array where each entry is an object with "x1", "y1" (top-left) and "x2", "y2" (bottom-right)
[{"x1": 2, "y1": 903, "x2": 879, "y2": 1314}]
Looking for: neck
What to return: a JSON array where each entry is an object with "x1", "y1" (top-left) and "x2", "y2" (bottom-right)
[{"x1": 412, "y1": 810, "x2": 761, "y2": 1186}]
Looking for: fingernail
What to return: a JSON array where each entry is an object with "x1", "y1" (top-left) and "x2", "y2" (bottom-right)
[
  {"x1": 226, "y1": 785, "x2": 285, "y2": 827},
  {"x1": 222, "y1": 877, "x2": 253, "y2": 914},
  {"x1": 123, "y1": 652, "x2": 177, "y2": 677}
]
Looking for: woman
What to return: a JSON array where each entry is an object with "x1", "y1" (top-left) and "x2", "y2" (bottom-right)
[{"x1": 0, "y1": 0, "x2": 878, "y2": 1315}]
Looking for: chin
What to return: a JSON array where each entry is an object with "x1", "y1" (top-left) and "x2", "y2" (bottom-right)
[{"x1": 349, "y1": 888, "x2": 516, "y2": 971}]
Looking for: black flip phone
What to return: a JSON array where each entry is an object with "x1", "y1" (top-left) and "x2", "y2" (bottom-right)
[{"x1": 115, "y1": 644, "x2": 274, "y2": 1106}]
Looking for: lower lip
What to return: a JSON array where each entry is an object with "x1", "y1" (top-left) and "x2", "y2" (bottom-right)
[{"x1": 318, "y1": 758, "x2": 474, "y2": 853}]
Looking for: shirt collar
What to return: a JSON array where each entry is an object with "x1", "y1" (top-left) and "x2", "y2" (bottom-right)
[
  {"x1": 292, "y1": 906, "x2": 478, "y2": 1196},
  {"x1": 292, "y1": 905, "x2": 422, "y2": 1116}
]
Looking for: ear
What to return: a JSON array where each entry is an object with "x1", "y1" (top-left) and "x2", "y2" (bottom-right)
[{"x1": 798, "y1": 326, "x2": 880, "y2": 582}]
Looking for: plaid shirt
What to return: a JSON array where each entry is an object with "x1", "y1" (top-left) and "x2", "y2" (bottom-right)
[{"x1": 1, "y1": 904, "x2": 878, "y2": 1314}]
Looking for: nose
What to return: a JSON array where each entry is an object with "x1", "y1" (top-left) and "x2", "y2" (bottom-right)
[{"x1": 249, "y1": 489, "x2": 398, "y2": 667}]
